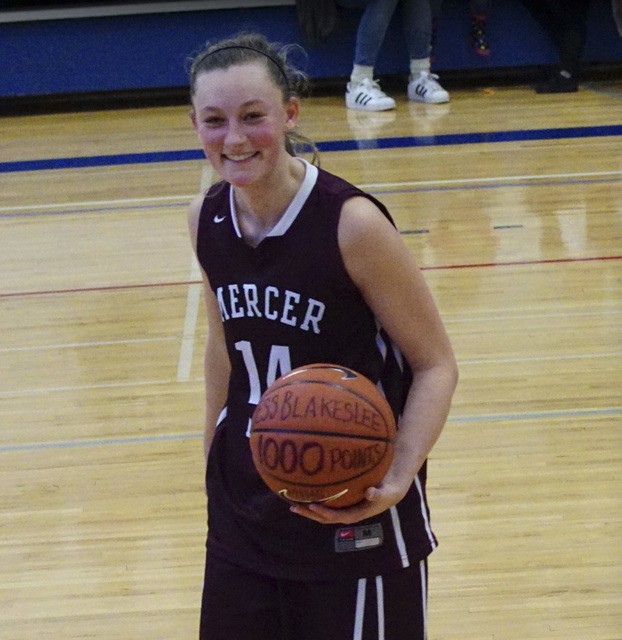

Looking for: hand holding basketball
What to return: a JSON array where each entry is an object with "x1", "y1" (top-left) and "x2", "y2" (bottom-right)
[{"x1": 249, "y1": 363, "x2": 396, "y2": 508}]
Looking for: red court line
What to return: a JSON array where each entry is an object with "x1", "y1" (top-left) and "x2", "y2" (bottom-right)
[
  {"x1": 1, "y1": 255, "x2": 620, "y2": 299},
  {"x1": 426, "y1": 255, "x2": 622, "y2": 270},
  {"x1": 0, "y1": 280, "x2": 198, "y2": 299}
]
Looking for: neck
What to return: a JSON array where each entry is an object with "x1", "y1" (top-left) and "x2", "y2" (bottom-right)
[{"x1": 234, "y1": 156, "x2": 305, "y2": 246}]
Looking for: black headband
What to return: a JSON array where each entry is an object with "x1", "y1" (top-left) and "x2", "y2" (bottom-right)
[{"x1": 203, "y1": 45, "x2": 290, "y2": 89}]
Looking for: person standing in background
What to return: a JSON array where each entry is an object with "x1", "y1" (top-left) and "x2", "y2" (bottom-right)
[
  {"x1": 295, "y1": 0, "x2": 450, "y2": 111},
  {"x1": 520, "y1": 0, "x2": 592, "y2": 93},
  {"x1": 339, "y1": 0, "x2": 450, "y2": 110}
]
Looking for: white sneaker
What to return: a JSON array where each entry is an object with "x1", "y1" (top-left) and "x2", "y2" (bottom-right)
[
  {"x1": 346, "y1": 78, "x2": 396, "y2": 111},
  {"x1": 407, "y1": 71, "x2": 450, "y2": 104}
]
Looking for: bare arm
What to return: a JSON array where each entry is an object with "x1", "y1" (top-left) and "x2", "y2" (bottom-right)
[
  {"x1": 188, "y1": 195, "x2": 231, "y2": 464},
  {"x1": 291, "y1": 196, "x2": 458, "y2": 524}
]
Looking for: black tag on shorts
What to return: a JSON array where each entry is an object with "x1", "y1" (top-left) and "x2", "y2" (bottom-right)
[{"x1": 334, "y1": 524, "x2": 383, "y2": 553}]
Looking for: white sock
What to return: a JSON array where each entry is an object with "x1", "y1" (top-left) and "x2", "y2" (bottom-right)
[
  {"x1": 410, "y1": 58, "x2": 430, "y2": 77},
  {"x1": 350, "y1": 65, "x2": 374, "y2": 84}
]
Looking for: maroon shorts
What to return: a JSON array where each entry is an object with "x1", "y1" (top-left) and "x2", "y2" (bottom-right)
[{"x1": 200, "y1": 553, "x2": 429, "y2": 640}]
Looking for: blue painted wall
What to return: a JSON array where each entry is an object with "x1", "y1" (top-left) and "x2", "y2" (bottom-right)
[{"x1": 0, "y1": 0, "x2": 620, "y2": 99}]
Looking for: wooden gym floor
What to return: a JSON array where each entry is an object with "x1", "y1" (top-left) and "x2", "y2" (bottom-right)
[{"x1": 0, "y1": 76, "x2": 621, "y2": 639}]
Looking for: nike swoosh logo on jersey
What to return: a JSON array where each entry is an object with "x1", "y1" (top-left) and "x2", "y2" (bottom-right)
[{"x1": 214, "y1": 214, "x2": 227, "y2": 223}]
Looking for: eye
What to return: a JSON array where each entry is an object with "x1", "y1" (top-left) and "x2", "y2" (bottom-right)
[
  {"x1": 204, "y1": 116, "x2": 224, "y2": 127},
  {"x1": 244, "y1": 111, "x2": 265, "y2": 122}
]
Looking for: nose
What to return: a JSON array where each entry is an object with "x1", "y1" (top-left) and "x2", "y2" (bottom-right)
[{"x1": 224, "y1": 121, "x2": 246, "y2": 147}]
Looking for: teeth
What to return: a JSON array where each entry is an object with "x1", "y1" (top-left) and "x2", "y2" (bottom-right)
[{"x1": 226, "y1": 153, "x2": 255, "y2": 161}]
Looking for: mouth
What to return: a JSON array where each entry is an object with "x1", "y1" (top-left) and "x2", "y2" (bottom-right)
[{"x1": 223, "y1": 152, "x2": 258, "y2": 162}]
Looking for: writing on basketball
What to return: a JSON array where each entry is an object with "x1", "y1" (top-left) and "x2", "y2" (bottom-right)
[
  {"x1": 255, "y1": 434, "x2": 386, "y2": 478},
  {"x1": 253, "y1": 388, "x2": 387, "y2": 432},
  {"x1": 215, "y1": 283, "x2": 326, "y2": 333}
]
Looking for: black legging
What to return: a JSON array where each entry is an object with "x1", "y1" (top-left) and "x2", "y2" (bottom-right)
[{"x1": 520, "y1": 0, "x2": 592, "y2": 75}]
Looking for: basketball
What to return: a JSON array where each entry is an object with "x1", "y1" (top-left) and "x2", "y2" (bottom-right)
[{"x1": 249, "y1": 363, "x2": 396, "y2": 508}]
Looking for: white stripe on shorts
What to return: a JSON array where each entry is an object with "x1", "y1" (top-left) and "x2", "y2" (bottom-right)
[
  {"x1": 419, "y1": 560, "x2": 428, "y2": 640},
  {"x1": 354, "y1": 567, "x2": 427, "y2": 640},
  {"x1": 353, "y1": 576, "x2": 387, "y2": 640},
  {"x1": 353, "y1": 578, "x2": 366, "y2": 640},
  {"x1": 375, "y1": 575, "x2": 385, "y2": 640}
]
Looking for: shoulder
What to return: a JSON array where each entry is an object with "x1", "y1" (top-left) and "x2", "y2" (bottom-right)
[
  {"x1": 339, "y1": 195, "x2": 398, "y2": 248},
  {"x1": 310, "y1": 168, "x2": 393, "y2": 224},
  {"x1": 313, "y1": 166, "x2": 394, "y2": 227},
  {"x1": 338, "y1": 195, "x2": 409, "y2": 292},
  {"x1": 187, "y1": 180, "x2": 229, "y2": 248},
  {"x1": 315, "y1": 166, "x2": 359, "y2": 197}
]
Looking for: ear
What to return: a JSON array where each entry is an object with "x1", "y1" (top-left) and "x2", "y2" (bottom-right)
[{"x1": 284, "y1": 97, "x2": 300, "y2": 132}]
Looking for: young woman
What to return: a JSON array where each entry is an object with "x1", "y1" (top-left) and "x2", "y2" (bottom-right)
[{"x1": 187, "y1": 33, "x2": 458, "y2": 640}]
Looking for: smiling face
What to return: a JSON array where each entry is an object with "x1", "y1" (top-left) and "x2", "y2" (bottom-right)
[{"x1": 190, "y1": 61, "x2": 299, "y2": 189}]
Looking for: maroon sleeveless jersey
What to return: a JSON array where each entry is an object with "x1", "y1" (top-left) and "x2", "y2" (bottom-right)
[{"x1": 196, "y1": 161, "x2": 437, "y2": 580}]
